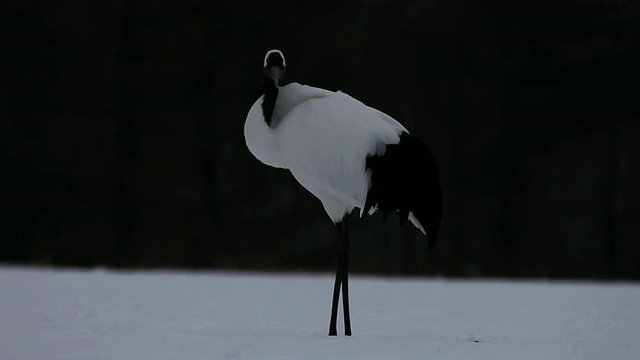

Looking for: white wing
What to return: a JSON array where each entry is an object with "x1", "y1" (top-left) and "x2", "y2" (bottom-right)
[{"x1": 276, "y1": 90, "x2": 406, "y2": 221}]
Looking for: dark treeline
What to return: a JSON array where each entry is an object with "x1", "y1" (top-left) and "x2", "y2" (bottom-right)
[{"x1": 1, "y1": 0, "x2": 639, "y2": 279}]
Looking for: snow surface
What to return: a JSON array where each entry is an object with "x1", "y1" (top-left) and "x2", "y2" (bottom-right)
[{"x1": 1, "y1": 267, "x2": 639, "y2": 360}]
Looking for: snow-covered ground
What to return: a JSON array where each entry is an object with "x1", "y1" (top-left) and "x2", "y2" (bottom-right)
[{"x1": 1, "y1": 267, "x2": 638, "y2": 360}]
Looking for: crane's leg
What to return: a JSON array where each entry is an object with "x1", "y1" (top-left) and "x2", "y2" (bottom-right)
[
  {"x1": 329, "y1": 220, "x2": 352, "y2": 336},
  {"x1": 328, "y1": 253, "x2": 342, "y2": 336},
  {"x1": 329, "y1": 221, "x2": 343, "y2": 336},
  {"x1": 340, "y1": 220, "x2": 352, "y2": 336}
]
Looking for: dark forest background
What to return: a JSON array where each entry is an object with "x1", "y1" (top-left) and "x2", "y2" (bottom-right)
[{"x1": 1, "y1": 0, "x2": 639, "y2": 280}]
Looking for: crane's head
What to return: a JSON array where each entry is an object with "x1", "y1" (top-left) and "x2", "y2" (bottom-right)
[{"x1": 263, "y1": 49, "x2": 286, "y2": 84}]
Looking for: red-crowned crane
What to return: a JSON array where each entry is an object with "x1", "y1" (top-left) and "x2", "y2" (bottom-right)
[{"x1": 244, "y1": 49, "x2": 443, "y2": 336}]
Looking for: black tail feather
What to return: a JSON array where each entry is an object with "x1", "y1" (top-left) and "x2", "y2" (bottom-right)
[{"x1": 364, "y1": 132, "x2": 443, "y2": 249}]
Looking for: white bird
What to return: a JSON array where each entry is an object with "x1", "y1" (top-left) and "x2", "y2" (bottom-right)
[{"x1": 244, "y1": 49, "x2": 443, "y2": 336}]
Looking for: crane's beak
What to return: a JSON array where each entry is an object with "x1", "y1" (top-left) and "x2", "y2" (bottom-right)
[{"x1": 269, "y1": 66, "x2": 282, "y2": 81}]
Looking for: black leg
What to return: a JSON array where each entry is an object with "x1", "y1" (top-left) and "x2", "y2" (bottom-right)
[
  {"x1": 339, "y1": 220, "x2": 352, "y2": 336},
  {"x1": 329, "y1": 254, "x2": 341, "y2": 336},
  {"x1": 328, "y1": 220, "x2": 352, "y2": 336},
  {"x1": 341, "y1": 240, "x2": 352, "y2": 336}
]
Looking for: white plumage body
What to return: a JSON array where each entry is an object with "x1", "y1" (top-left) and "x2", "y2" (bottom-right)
[{"x1": 244, "y1": 82, "x2": 408, "y2": 223}]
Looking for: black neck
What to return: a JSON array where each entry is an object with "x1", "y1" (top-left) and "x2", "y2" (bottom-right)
[{"x1": 261, "y1": 78, "x2": 278, "y2": 126}]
